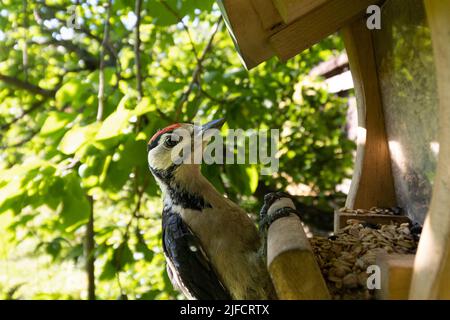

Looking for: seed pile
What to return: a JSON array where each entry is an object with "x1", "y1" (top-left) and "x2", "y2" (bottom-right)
[{"x1": 310, "y1": 218, "x2": 419, "y2": 300}]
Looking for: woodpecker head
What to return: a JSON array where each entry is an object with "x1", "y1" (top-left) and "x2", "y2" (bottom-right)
[{"x1": 147, "y1": 119, "x2": 225, "y2": 186}]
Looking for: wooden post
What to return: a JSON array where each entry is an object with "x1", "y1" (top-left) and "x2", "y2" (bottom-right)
[
  {"x1": 377, "y1": 254, "x2": 415, "y2": 300},
  {"x1": 267, "y1": 198, "x2": 330, "y2": 299},
  {"x1": 341, "y1": 18, "x2": 397, "y2": 210},
  {"x1": 409, "y1": 0, "x2": 450, "y2": 299}
]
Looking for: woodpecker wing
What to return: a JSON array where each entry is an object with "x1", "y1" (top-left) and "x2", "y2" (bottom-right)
[{"x1": 162, "y1": 211, "x2": 231, "y2": 300}]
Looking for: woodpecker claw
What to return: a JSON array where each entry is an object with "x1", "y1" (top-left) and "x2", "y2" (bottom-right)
[{"x1": 259, "y1": 191, "x2": 298, "y2": 233}]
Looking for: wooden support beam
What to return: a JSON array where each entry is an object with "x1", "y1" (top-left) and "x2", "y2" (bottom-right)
[
  {"x1": 376, "y1": 254, "x2": 415, "y2": 300},
  {"x1": 270, "y1": 0, "x2": 379, "y2": 61},
  {"x1": 409, "y1": 0, "x2": 450, "y2": 300},
  {"x1": 251, "y1": 0, "x2": 284, "y2": 31},
  {"x1": 341, "y1": 18, "x2": 397, "y2": 210},
  {"x1": 267, "y1": 198, "x2": 330, "y2": 299},
  {"x1": 334, "y1": 211, "x2": 410, "y2": 233},
  {"x1": 272, "y1": 0, "x2": 328, "y2": 24}
]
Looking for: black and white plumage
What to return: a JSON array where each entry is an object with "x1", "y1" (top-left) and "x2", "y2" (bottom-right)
[
  {"x1": 147, "y1": 120, "x2": 275, "y2": 300},
  {"x1": 162, "y1": 207, "x2": 231, "y2": 299}
]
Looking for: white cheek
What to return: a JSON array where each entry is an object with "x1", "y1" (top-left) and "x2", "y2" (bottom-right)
[
  {"x1": 147, "y1": 151, "x2": 153, "y2": 166},
  {"x1": 149, "y1": 146, "x2": 175, "y2": 170}
]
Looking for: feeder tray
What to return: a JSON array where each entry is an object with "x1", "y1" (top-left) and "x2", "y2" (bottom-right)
[
  {"x1": 310, "y1": 218, "x2": 419, "y2": 300},
  {"x1": 334, "y1": 207, "x2": 411, "y2": 234}
]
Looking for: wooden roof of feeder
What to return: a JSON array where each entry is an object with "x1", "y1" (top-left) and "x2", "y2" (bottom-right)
[{"x1": 218, "y1": 0, "x2": 379, "y2": 69}]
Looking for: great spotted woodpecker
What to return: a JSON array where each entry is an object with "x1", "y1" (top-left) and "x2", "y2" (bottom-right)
[{"x1": 147, "y1": 119, "x2": 277, "y2": 300}]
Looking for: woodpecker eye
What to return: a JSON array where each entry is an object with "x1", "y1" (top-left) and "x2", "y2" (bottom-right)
[{"x1": 164, "y1": 135, "x2": 182, "y2": 148}]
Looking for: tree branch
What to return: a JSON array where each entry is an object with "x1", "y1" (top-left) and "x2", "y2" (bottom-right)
[
  {"x1": 174, "y1": 19, "x2": 223, "y2": 121},
  {"x1": 0, "y1": 130, "x2": 39, "y2": 150},
  {"x1": 32, "y1": 38, "x2": 100, "y2": 70},
  {"x1": 85, "y1": 196, "x2": 96, "y2": 300},
  {"x1": 32, "y1": 6, "x2": 101, "y2": 70},
  {"x1": 155, "y1": 110, "x2": 174, "y2": 123},
  {"x1": 134, "y1": 0, "x2": 143, "y2": 101},
  {"x1": 97, "y1": 0, "x2": 113, "y2": 122},
  {"x1": 199, "y1": 87, "x2": 229, "y2": 105},
  {"x1": 22, "y1": 0, "x2": 29, "y2": 81},
  {"x1": 1, "y1": 100, "x2": 46, "y2": 131},
  {"x1": 78, "y1": 25, "x2": 118, "y2": 61},
  {"x1": 161, "y1": 0, "x2": 199, "y2": 61},
  {"x1": 85, "y1": 0, "x2": 113, "y2": 302},
  {"x1": 35, "y1": 1, "x2": 122, "y2": 61},
  {"x1": 0, "y1": 74, "x2": 55, "y2": 97}
]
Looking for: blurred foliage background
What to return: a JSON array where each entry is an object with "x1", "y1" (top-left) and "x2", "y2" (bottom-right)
[{"x1": 0, "y1": 0, "x2": 355, "y2": 299}]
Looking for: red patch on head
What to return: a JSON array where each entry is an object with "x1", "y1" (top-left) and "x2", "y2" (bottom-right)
[{"x1": 149, "y1": 123, "x2": 182, "y2": 144}]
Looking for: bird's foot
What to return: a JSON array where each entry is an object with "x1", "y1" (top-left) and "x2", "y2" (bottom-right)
[{"x1": 259, "y1": 192, "x2": 299, "y2": 233}]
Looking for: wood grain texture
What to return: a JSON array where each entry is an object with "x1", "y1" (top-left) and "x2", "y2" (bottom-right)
[
  {"x1": 409, "y1": 0, "x2": 450, "y2": 300},
  {"x1": 269, "y1": 0, "x2": 379, "y2": 61},
  {"x1": 218, "y1": 0, "x2": 277, "y2": 69},
  {"x1": 272, "y1": 0, "x2": 328, "y2": 23},
  {"x1": 377, "y1": 254, "x2": 415, "y2": 300},
  {"x1": 341, "y1": 18, "x2": 397, "y2": 210},
  {"x1": 267, "y1": 215, "x2": 330, "y2": 299},
  {"x1": 334, "y1": 211, "x2": 410, "y2": 233},
  {"x1": 251, "y1": 0, "x2": 284, "y2": 31}
]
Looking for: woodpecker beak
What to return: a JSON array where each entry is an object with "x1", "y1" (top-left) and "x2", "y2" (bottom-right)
[
  {"x1": 200, "y1": 118, "x2": 225, "y2": 143},
  {"x1": 201, "y1": 118, "x2": 225, "y2": 132}
]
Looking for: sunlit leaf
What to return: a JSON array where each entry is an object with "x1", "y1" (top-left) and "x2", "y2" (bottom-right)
[
  {"x1": 246, "y1": 166, "x2": 259, "y2": 194},
  {"x1": 58, "y1": 123, "x2": 100, "y2": 155},
  {"x1": 60, "y1": 174, "x2": 90, "y2": 229},
  {"x1": 40, "y1": 112, "x2": 75, "y2": 136},
  {"x1": 96, "y1": 97, "x2": 131, "y2": 141},
  {"x1": 133, "y1": 97, "x2": 155, "y2": 116}
]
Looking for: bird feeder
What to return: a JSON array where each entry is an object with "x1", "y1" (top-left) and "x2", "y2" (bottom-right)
[{"x1": 219, "y1": 0, "x2": 450, "y2": 299}]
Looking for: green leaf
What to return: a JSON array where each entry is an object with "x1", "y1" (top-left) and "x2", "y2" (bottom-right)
[
  {"x1": 147, "y1": 0, "x2": 215, "y2": 25},
  {"x1": 246, "y1": 166, "x2": 259, "y2": 194},
  {"x1": 123, "y1": 135, "x2": 147, "y2": 167},
  {"x1": 55, "y1": 78, "x2": 92, "y2": 109},
  {"x1": 226, "y1": 164, "x2": 252, "y2": 195},
  {"x1": 46, "y1": 238, "x2": 62, "y2": 259},
  {"x1": 65, "y1": 244, "x2": 84, "y2": 262},
  {"x1": 113, "y1": 241, "x2": 134, "y2": 271},
  {"x1": 55, "y1": 80, "x2": 83, "y2": 108},
  {"x1": 135, "y1": 229, "x2": 154, "y2": 262},
  {"x1": 40, "y1": 112, "x2": 75, "y2": 136},
  {"x1": 58, "y1": 123, "x2": 100, "y2": 155},
  {"x1": 139, "y1": 290, "x2": 160, "y2": 300},
  {"x1": 96, "y1": 97, "x2": 131, "y2": 141},
  {"x1": 60, "y1": 175, "x2": 90, "y2": 229},
  {"x1": 47, "y1": 177, "x2": 64, "y2": 210},
  {"x1": 133, "y1": 97, "x2": 155, "y2": 116},
  {"x1": 147, "y1": 1, "x2": 178, "y2": 26},
  {"x1": 98, "y1": 154, "x2": 112, "y2": 185},
  {"x1": 100, "y1": 260, "x2": 117, "y2": 281}
]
